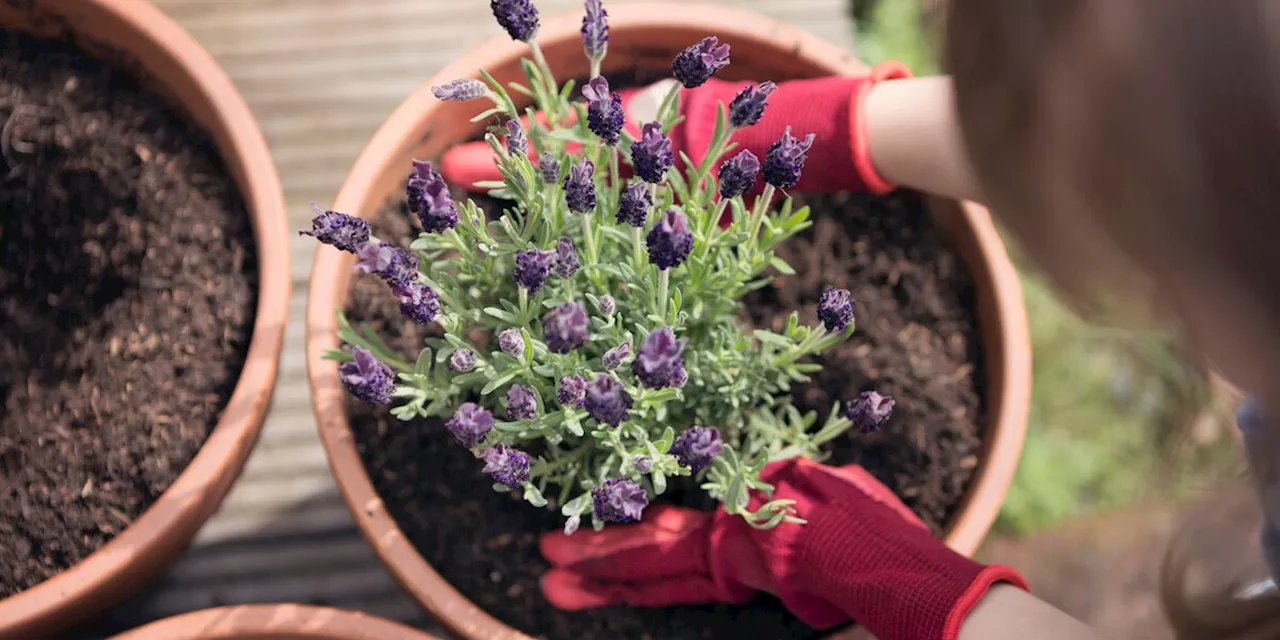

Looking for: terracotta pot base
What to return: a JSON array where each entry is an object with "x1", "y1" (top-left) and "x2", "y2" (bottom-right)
[{"x1": 111, "y1": 605, "x2": 438, "y2": 640}]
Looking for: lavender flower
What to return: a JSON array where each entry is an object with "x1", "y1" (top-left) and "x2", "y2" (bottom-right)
[
  {"x1": 718, "y1": 150, "x2": 760, "y2": 200},
  {"x1": 598, "y1": 295, "x2": 616, "y2": 317},
  {"x1": 728, "y1": 81, "x2": 777, "y2": 128},
  {"x1": 499, "y1": 329, "x2": 525, "y2": 357},
  {"x1": 543, "y1": 302, "x2": 589, "y2": 354},
  {"x1": 449, "y1": 349, "x2": 476, "y2": 373},
  {"x1": 583, "y1": 77, "x2": 624, "y2": 146},
  {"x1": 630, "y1": 122, "x2": 673, "y2": 184},
  {"x1": 671, "y1": 367, "x2": 688, "y2": 389},
  {"x1": 553, "y1": 237, "x2": 580, "y2": 278},
  {"x1": 616, "y1": 180, "x2": 652, "y2": 227},
  {"x1": 602, "y1": 341, "x2": 630, "y2": 370},
  {"x1": 539, "y1": 152, "x2": 560, "y2": 183},
  {"x1": 490, "y1": 0, "x2": 539, "y2": 42},
  {"x1": 671, "y1": 36, "x2": 730, "y2": 88},
  {"x1": 338, "y1": 348, "x2": 394, "y2": 406},
  {"x1": 632, "y1": 455, "x2": 653, "y2": 474},
  {"x1": 592, "y1": 478, "x2": 648, "y2": 523},
  {"x1": 354, "y1": 242, "x2": 419, "y2": 287},
  {"x1": 564, "y1": 159, "x2": 597, "y2": 214},
  {"x1": 817, "y1": 288, "x2": 855, "y2": 333},
  {"x1": 763, "y1": 127, "x2": 816, "y2": 190},
  {"x1": 505, "y1": 120, "x2": 529, "y2": 157},
  {"x1": 447, "y1": 403, "x2": 494, "y2": 448},
  {"x1": 846, "y1": 390, "x2": 895, "y2": 433},
  {"x1": 632, "y1": 327, "x2": 685, "y2": 389},
  {"x1": 392, "y1": 281, "x2": 440, "y2": 325},
  {"x1": 584, "y1": 375, "x2": 633, "y2": 426},
  {"x1": 581, "y1": 0, "x2": 609, "y2": 63},
  {"x1": 406, "y1": 160, "x2": 459, "y2": 233},
  {"x1": 513, "y1": 249, "x2": 553, "y2": 293},
  {"x1": 431, "y1": 78, "x2": 490, "y2": 102},
  {"x1": 670, "y1": 426, "x2": 723, "y2": 474},
  {"x1": 564, "y1": 515, "x2": 582, "y2": 535},
  {"x1": 483, "y1": 444, "x2": 532, "y2": 489},
  {"x1": 558, "y1": 375, "x2": 588, "y2": 408},
  {"x1": 300, "y1": 204, "x2": 370, "y2": 253},
  {"x1": 646, "y1": 209, "x2": 693, "y2": 270},
  {"x1": 507, "y1": 384, "x2": 538, "y2": 420}
]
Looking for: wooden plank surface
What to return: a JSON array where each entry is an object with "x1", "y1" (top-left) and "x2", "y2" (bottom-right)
[{"x1": 76, "y1": 1, "x2": 857, "y2": 637}]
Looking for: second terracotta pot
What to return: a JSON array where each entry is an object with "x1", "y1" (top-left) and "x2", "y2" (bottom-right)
[
  {"x1": 307, "y1": 4, "x2": 1030, "y2": 639},
  {"x1": 111, "y1": 605, "x2": 438, "y2": 640}
]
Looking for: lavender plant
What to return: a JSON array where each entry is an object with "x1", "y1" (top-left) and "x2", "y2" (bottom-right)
[{"x1": 307, "y1": 0, "x2": 894, "y2": 532}]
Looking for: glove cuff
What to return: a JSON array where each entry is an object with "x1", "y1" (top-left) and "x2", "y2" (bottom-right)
[
  {"x1": 851, "y1": 61, "x2": 913, "y2": 194},
  {"x1": 942, "y1": 565, "x2": 1030, "y2": 640}
]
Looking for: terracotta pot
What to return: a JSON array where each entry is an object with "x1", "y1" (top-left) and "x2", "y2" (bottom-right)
[
  {"x1": 110, "y1": 604, "x2": 438, "y2": 640},
  {"x1": 307, "y1": 4, "x2": 1030, "y2": 639},
  {"x1": 0, "y1": 1, "x2": 289, "y2": 638}
]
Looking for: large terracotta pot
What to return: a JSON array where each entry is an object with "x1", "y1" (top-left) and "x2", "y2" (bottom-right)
[
  {"x1": 110, "y1": 605, "x2": 439, "y2": 640},
  {"x1": 306, "y1": 4, "x2": 1030, "y2": 639},
  {"x1": 0, "y1": 1, "x2": 289, "y2": 638}
]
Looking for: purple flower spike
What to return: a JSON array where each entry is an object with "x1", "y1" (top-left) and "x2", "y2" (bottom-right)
[
  {"x1": 583, "y1": 77, "x2": 624, "y2": 146},
  {"x1": 602, "y1": 341, "x2": 630, "y2": 370},
  {"x1": 631, "y1": 327, "x2": 685, "y2": 389},
  {"x1": 632, "y1": 455, "x2": 653, "y2": 474},
  {"x1": 300, "y1": 204, "x2": 370, "y2": 253},
  {"x1": 817, "y1": 288, "x2": 855, "y2": 333},
  {"x1": 447, "y1": 403, "x2": 494, "y2": 448},
  {"x1": 506, "y1": 384, "x2": 538, "y2": 420},
  {"x1": 498, "y1": 329, "x2": 525, "y2": 357},
  {"x1": 449, "y1": 349, "x2": 476, "y2": 373},
  {"x1": 339, "y1": 347, "x2": 394, "y2": 406},
  {"x1": 543, "y1": 302, "x2": 589, "y2": 354},
  {"x1": 513, "y1": 249, "x2": 553, "y2": 293},
  {"x1": 354, "y1": 242, "x2": 419, "y2": 287},
  {"x1": 728, "y1": 81, "x2": 777, "y2": 128},
  {"x1": 432, "y1": 79, "x2": 490, "y2": 102},
  {"x1": 558, "y1": 374, "x2": 588, "y2": 408},
  {"x1": 671, "y1": 36, "x2": 730, "y2": 88},
  {"x1": 505, "y1": 120, "x2": 529, "y2": 157},
  {"x1": 847, "y1": 390, "x2": 895, "y2": 433},
  {"x1": 671, "y1": 426, "x2": 723, "y2": 474},
  {"x1": 490, "y1": 0, "x2": 539, "y2": 42},
  {"x1": 598, "y1": 295, "x2": 616, "y2": 317},
  {"x1": 592, "y1": 478, "x2": 648, "y2": 523},
  {"x1": 564, "y1": 159, "x2": 597, "y2": 214},
  {"x1": 407, "y1": 160, "x2": 459, "y2": 233},
  {"x1": 718, "y1": 150, "x2": 760, "y2": 200},
  {"x1": 630, "y1": 122, "x2": 673, "y2": 184},
  {"x1": 763, "y1": 126, "x2": 816, "y2": 190},
  {"x1": 584, "y1": 375, "x2": 633, "y2": 426},
  {"x1": 616, "y1": 180, "x2": 652, "y2": 227},
  {"x1": 553, "y1": 237, "x2": 580, "y2": 278},
  {"x1": 539, "y1": 152, "x2": 560, "y2": 183},
  {"x1": 581, "y1": 0, "x2": 609, "y2": 62},
  {"x1": 483, "y1": 444, "x2": 532, "y2": 489},
  {"x1": 392, "y1": 281, "x2": 440, "y2": 325},
  {"x1": 646, "y1": 209, "x2": 693, "y2": 270}
]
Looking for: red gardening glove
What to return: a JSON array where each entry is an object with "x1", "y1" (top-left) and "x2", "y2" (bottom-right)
[
  {"x1": 441, "y1": 62, "x2": 912, "y2": 196},
  {"x1": 540, "y1": 457, "x2": 1027, "y2": 640}
]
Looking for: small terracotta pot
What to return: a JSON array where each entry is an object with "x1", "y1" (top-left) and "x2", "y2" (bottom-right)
[
  {"x1": 307, "y1": 4, "x2": 1030, "y2": 639},
  {"x1": 110, "y1": 604, "x2": 438, "y2": 640},
  {"x1": 0, "y1": 1, "x2": 289, "y2": 638}
]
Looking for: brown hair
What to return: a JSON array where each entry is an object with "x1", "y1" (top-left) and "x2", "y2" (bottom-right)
[{"x1": 943, "y1": 1, "x2": 1280, "y2": 637}]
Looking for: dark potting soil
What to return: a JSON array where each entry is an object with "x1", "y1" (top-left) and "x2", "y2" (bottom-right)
[
  {"x1": 346, "y1": 184, "x2": 984, "y2": 638},
  {"x1": 0, "y1": 31, "x2": 257, "y2": 597}
]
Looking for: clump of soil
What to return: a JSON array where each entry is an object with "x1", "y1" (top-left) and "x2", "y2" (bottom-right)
[
  {"x1": 0, "y1": 30, "x2": 257, "y2": 597},
  {"x1": 344, "y1": 185, "x2": 984, "y2": 639}
]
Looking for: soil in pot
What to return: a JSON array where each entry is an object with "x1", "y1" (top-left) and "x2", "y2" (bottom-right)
[
  {"x1": 0, "y1": 30, "x2": 257, "y2": 597},
  {"x1": 345, "y1": 178, "x2": 985, "y2": 638}
]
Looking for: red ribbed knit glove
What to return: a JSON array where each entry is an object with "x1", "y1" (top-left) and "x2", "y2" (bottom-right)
[
  {"x1": 441, "y1": 62, "x2": 912, "y2": 197},
  {"x1": 540, "y1": 457, "x2": 1026, "y2": 640}
]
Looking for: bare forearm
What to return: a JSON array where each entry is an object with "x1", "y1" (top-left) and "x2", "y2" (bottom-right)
[
  {"x1": 960, "y1": 585, "x2": 1102, "y2": 640},
  {"x1": 863, "y1": 75, "x2": 984, "y2": 203}
]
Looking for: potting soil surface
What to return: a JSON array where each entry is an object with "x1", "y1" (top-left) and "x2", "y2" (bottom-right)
[
  {"x1": 345, "y1": 187, "x2": 984, "y2": 639},
  {"x1": 0, "y1": 30, "x2": 257, "y2": 597}
]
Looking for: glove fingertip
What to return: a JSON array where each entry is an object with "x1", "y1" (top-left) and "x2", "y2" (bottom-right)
[{"x1": 540, "y1": 569, "x2": 615, "y2": 611}]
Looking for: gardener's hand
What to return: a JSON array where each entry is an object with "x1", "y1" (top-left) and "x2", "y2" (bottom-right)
[
  {"x1": 540, "y1": 457, "x2": 1027, "y2": 640},
  {"x1": 440, "y1": 63, "x2": 913, "y2": 197}
]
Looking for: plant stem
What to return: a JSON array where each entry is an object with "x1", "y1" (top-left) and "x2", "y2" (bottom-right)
[
  {"x1": 519, "y1": 287, "x2": 530, "y2": 323},
  {"x1": 582, "y1": 212, "x2": 599, "y2": 265},
  {"x1": 748, "y1": 185, "x2": 776, "y2": 252},
  {"x1": 632, "y1": 227, "x2": 645, "y2": 273},
  {"x1": 530, "y1": 42, "x2": 559, "y2": 119},
  {"x1": 609, "y1": 150, "x2": 620, "y2": 200},
  {"x1": 590, "y1": 58, "x2": 602, "y2": 81},
  {"x1": 657, "y1": 268, "x2": 670, "y2": 319}
]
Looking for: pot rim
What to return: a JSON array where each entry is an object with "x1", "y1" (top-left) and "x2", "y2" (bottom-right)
[
  {"x1": 0, "y1": 0, "x2": 290, "y2": 636},
  {"x1": 307, "y1": 4, "x2": 1030, "y2": 639},
  {"x1": 108, "y1": 604, "x2": 439, "y2": 640}
]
